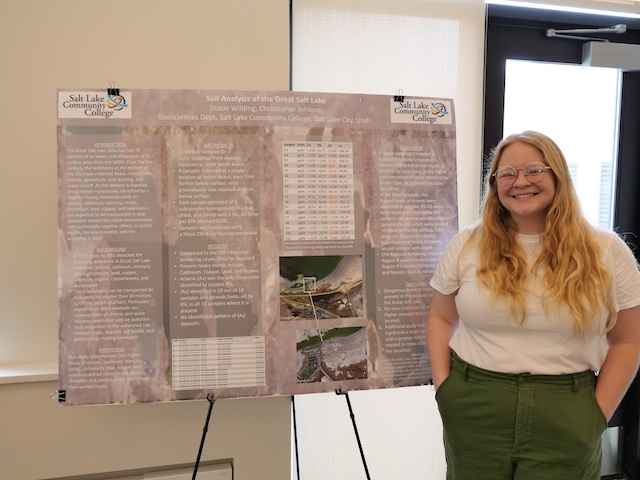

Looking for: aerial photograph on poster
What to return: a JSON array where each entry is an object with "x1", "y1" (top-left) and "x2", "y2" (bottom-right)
[
  {"x1": 296, "y1": 327, "x2": 367, "y2": 383},
  {"x1": 279, "y1": 255, "x2": 363, "y2": 321}
]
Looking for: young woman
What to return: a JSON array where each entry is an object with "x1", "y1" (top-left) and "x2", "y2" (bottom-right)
[{"x1": 427, "y1": 131, "x2": 640, "y2": 479}]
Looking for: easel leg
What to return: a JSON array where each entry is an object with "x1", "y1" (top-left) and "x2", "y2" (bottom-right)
[
  {"x1": 193, "y1": 393, "x2": 216, "y2": 480},
  {"x1": 336, "y1": 389, "x2": 371, "y2": 480},
  {"x1": 292, "y1": 396, "x2": 301, "y2": 480}
]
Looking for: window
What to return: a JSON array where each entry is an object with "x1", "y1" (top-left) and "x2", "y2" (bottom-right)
[{"x1": 503, "y1": 59, "x2": 621, "y2": 228}]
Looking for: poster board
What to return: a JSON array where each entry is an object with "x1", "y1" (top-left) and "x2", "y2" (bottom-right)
[{"x1": 56, "y1": 89, "x2": 458, "y2": 405}]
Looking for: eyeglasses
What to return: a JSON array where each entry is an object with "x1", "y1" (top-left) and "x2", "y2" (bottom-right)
[{"x1": 492, "y1": 162, "x2": 552, "y2": 187}]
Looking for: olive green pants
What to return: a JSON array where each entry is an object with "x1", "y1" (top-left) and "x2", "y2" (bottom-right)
[{"x1": 435, "y1": 353, "x2": 607, "y2": 480}]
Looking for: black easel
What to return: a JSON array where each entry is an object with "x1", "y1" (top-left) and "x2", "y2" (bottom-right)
[
  {"x1": 292, "y1": 396, "x2": 301, "y2": 480},
  {"x1": 192, "y1": 393, "x2": 216, "y2": 480},
  {"x1": 335, "y1": 389, "x2": 371, "y2": 480}
]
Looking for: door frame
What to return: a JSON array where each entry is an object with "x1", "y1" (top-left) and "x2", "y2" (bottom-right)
[{"x1": 484, "y1": 4, "x2": 640, "y2": 478}]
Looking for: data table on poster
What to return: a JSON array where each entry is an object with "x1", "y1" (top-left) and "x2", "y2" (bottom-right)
[
  {"x1": 171, "y1": 336, "x2": 266, "y2": 391},
  {"x1": 282, "y1": 141, "x2": 355, "y2": 242}
]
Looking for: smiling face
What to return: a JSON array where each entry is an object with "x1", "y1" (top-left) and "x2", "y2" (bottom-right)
[{"x1": 495, "y1": 141, "x2": 556, "y2": 234}]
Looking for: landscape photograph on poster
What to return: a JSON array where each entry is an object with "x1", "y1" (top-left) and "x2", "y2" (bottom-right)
[
  {"x1": 279, "y1": 255, "x2": 364, "y2": 321},
  {"x1": 296, "y1": 327, "x2": 367, "y2": 383}
]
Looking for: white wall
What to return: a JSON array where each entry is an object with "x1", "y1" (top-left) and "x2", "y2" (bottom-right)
[{"x1": 0, "y1": 1, "x2": 291, "y2": 479}]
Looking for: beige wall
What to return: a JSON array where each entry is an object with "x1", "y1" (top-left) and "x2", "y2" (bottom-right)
[
  {"x1": 0, "y1": 1, "x2": 291, "y2": 479},
  {"x1": 0, "y1": 381, "x2": 291, "y2": 479}
]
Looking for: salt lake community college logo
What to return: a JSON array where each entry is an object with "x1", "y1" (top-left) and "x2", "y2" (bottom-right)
[{"x1": 58, "y1": 90, "x2": 132, "y2": 119}]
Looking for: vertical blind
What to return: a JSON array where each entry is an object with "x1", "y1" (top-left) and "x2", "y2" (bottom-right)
[{"x1": 291, "y1": 1, "x2": 485, "y2": 478}]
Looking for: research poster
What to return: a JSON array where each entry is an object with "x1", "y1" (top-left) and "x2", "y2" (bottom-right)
[{"x1": 57, "y1": 89, "x2": 458, "y2": 405}]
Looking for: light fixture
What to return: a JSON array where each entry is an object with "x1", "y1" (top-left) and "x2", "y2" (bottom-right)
[{"x1": 485, "y1": 0, "x2": 640, "y2": 19}]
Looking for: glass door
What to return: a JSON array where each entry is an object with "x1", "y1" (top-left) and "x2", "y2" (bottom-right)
[
  {"x1": 484, "y1": 5, "x2": 640, "y2": 478},
  {"x1": 503, "y1": 58, "x2": 623, "y2": 478}
]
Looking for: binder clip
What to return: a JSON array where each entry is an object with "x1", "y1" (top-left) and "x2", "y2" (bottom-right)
[
  {"x1": 106, "y1": 81, "x2": 128, "y2": 110},
  {"x1": 393, "y1": 89, "x2": 405, "y2": 103},
  {"x1": 50, "y1": 390, "x2": 66, "y2": 403},
  {"x1": 107, "y1": 81, "x2": 120, "y2": 97}
]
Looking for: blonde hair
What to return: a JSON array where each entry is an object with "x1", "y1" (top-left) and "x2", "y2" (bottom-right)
[{"x1": 476, "y1": 130, "x2": 615, "y2": 333}]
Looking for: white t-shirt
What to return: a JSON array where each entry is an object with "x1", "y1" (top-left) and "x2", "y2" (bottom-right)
[{"x1": 429, "y1": 226, "x2": 640, "y2": 375}]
